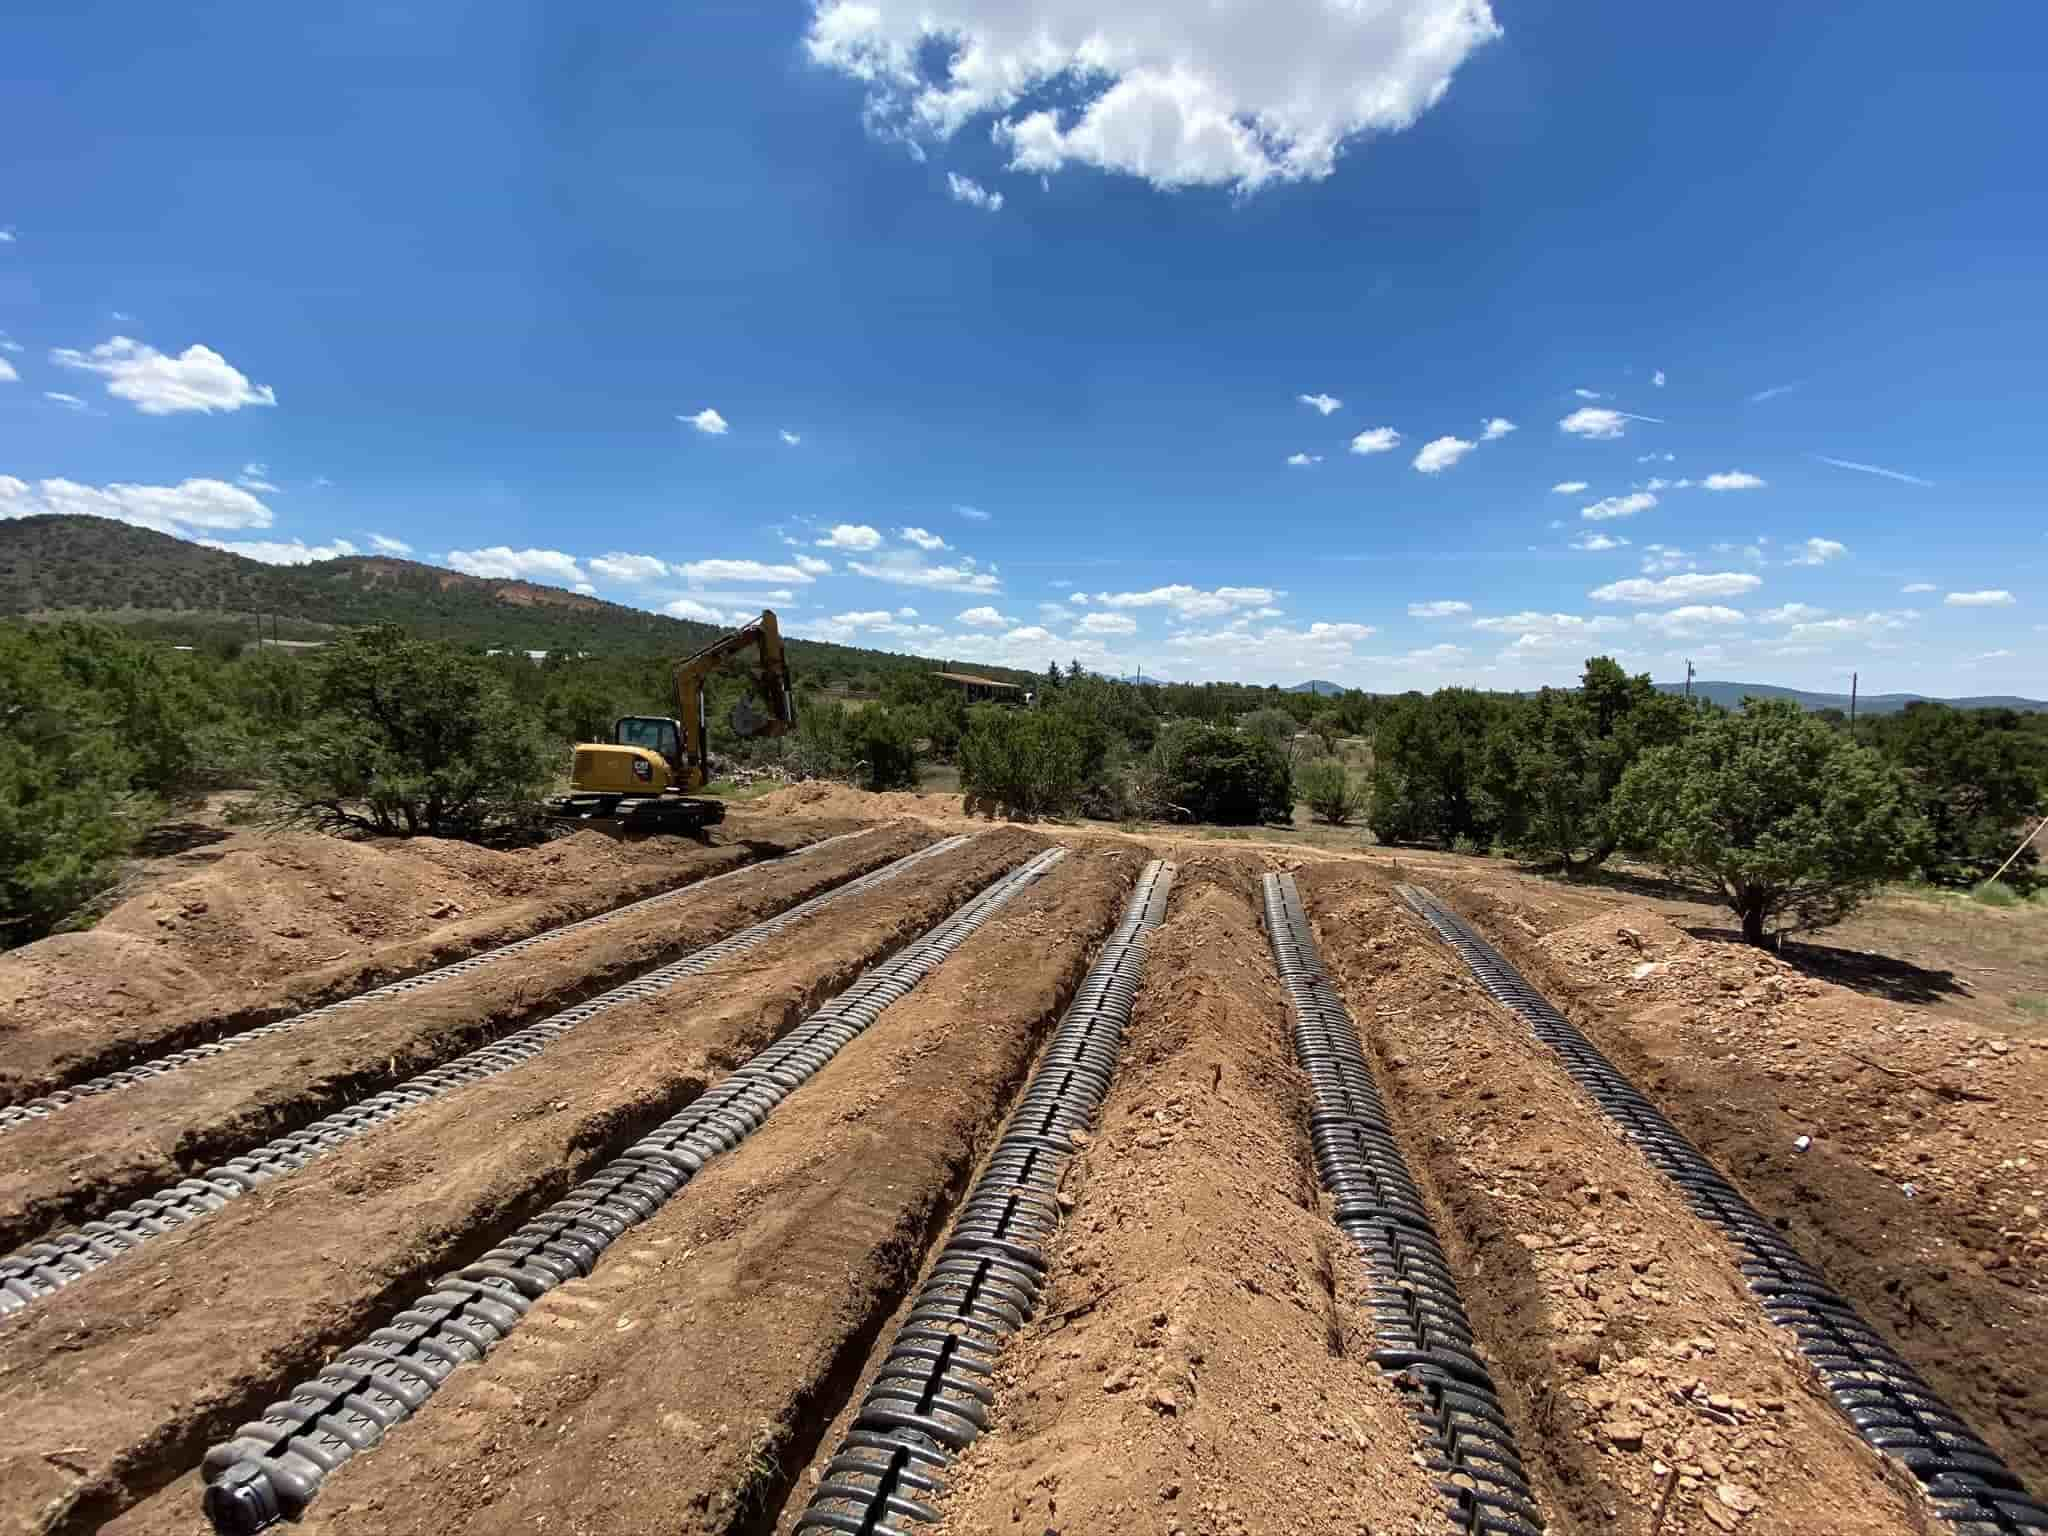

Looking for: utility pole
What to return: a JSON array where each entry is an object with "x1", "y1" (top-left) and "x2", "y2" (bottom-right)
[
  {"x1": 1850, "y1": 671, "x2": 1859, "y2": 728},
  {"x1": 1684, "y1": 659, "x2": 1695, "y2": 704}
]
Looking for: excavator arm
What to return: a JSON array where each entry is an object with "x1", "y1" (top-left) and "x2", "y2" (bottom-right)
[{"x1": 672, "y1": 609, "x2": 797, "y2": 790}]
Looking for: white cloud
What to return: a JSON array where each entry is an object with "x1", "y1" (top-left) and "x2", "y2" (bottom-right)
[
  {"x1": 1636, "y1": 451, "x2": 1674, "y2": 464},
  {"x1": 1591, "y1": 572, "x2": 1763, "y2": 605},
  {"x1": 573, "y1": 583, "x2": 598, "y2": 596},
  {"x1": 1638, "y1": 543, "x2": 1693, "y2": 575},
  {"x1": 1757, "y1": 603, "x2": 1827, "y2": 625},
  {"x1": 1550, "y1": 480, "x2": 1589, "y2": 495},
  {"x1": 899, "y1": 526, "x2": 950, "y2": 550},
  {"x1": 679, "y1": 557, "x2": 820, "y2": 585},
  {"x1": 237, "y1": 461, "x2": 280, "y2": 493},
  {"x1": 1748, "y1": 383, "x2": 1797, "y2": 403},
  {"x1": 367, "y1": 533, "x2": 413, "y2": 556},
  {"x1": 897, "y1": 607, "x2": 917, "y2": 617},
  {"x1": 588, "y1": 552, "x2": 672, "y2": 584},
  {"x1": 1299, "y1": 392, "x2": 1342, "y2": 416},
  {"x1": 1078, "y1": 611, "x2": 1139, "y2": 635},
  {"x1": 1349, "y1": 427, "x2": 1401, "y2": 456},
  {"x1": 1633, "y1": 605, "x2": 1747, "y2": 637},
  {"x1": 1369, "y1": 642, "x2": 1468, "y2": 666},
  {"x1": 809, "y1": 0, "x2": 1503, "y2": 193},
  {"x1": 945, "y1": 172, "x2": 1005, "y2": 212},
  {"x1": 199, "y1": 536, "x2": 361, "y2": 565},
  {"x1": 667, "y1": 596, "x2": 742, "y2": 624},
  {"x1": 1560, "y1": 406, "x2": 1661, "y2": 440},
  {"x1": 44, "y1": 392, "x2": 88, "y2": 410},
  {"x1": 1479, "y1": 417, "x2": 1516, "y2": 441},
  {"x1": 1412, "y1": 435, "x2": 1474, "y2": 474},
  {"x1": 1001, "y1": 625, "x2": 1057, "y2": 645},
  {"x1": 1471, "y1": 611, "x2": 1628, "y2": 642},
  {"x1": 1945, "y1": 590, "x2": 2016, "y2": 608},
  {"x1": 0, "y1": 358, "x2": 16, "y2": 384},
  {"x1": 1901, "y1": 582, "x2": 1936, "y2": 594},
  {"x1": 795, "y1": 554, "x2": 834, "y2": 575},
  {"x1": 955, "y1": 503, "x2": 991, "y2": 521},
  {"x1": 1652, "y1": 370, "x2": 1666, "y2": 388},
  {"x1": 1573, "y1": 388, "x2": 1606, "y2": 400},
  {"x1": 1580, "y1": 491, "x2": 1656, "y2": 522},
  {"x1": 1407, "y1": 600, "x2": 1471, "y2": 619},
  {"x1": 1969, "y1": 650, "x2": 2014, "y2": 663},
  {"x1": 1812, "y1": 454, "x2": 1932, "y2": 488},
  {"x1": 1785, "y1": 537, "x2": 1847, "y2": 567},
  {"x1": 0, "y1": 335, "x2": 22, "y2": 354},
  {"x1": 50, "y1": 336, "x2": 276, "y2": 415},
  {"x1": 957, "y1": 605, "x2": 1015, "y2": 628},
  {"x1": 445, "y1": 547, "x2": 587, "y2": 585},
  {"x1": 780, "y1": 429, "x2": 802, "y2": 446},
  {"x1": 817, "y1": 523, "x2": 884, "y2": 551},
  {"x1": 1069, "y1": 591, "x2": 1090, "y2": 604},
  {"x1": 0, "y1": 228, "x2": 13, "y2": 243},
  {"x1": 0, "y1": 473, "x2": 275, "y2": 533},
  {"x1": 1286, "y1": 451, "x2": 1322, "y2": 466},
  {"x1": 1091, "y1": 583, "x2": 1276, "y2": 617},
  {"x1": 1781, "y1": 610, "x2": 1919, "y2": 646},
  {"x1": 682, "y1": 407, "x2": 729, "y2": 435},
  {"x1": 1702, "y1": 470, "x2": 1766, "y2": 491},
  {"x1": 849, "y1": 550, "x2": 1001, "y2": 592},
  {"x1": 1571, "y1": 532, "x2": 1629, "y2": 552}
]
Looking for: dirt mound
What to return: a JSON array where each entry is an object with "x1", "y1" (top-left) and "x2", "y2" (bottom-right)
[{"x1": 749, "y1": 782, "x2": 970, "y2": 820}]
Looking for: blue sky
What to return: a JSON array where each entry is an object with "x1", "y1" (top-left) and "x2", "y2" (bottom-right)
[{"x1": 2, "y1": 1, "x2": 2042, "y2": 695}]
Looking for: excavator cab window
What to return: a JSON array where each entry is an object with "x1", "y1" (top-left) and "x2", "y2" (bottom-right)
[{"x1": 613, "y1": 715, "x2": 681, "y2": 768}]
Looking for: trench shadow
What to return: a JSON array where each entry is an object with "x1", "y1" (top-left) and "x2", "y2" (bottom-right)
[
  {"x1": 1686, "y1": 926, "x2": 1970, "y2": 1007},
  {"x1": 132, "y1": 820, "x2": 235, "y2": 858}
]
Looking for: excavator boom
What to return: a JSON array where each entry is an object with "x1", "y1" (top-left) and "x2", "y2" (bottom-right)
[{"x1": 674, "y1": 609, "x2": 796, "y2": 789}]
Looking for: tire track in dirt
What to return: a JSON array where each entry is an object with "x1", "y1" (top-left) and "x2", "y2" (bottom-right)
[
  {"x1": 1428, "y1": 878, "x2": 2048, "y2": 1496},
  {"x1": 96, "y1": 847, "x2": 1151, "y2": 1536},
  {"x1": 0, "y1": 830, "x2": 1043, "y2": 1536},
  {"x1": 0, "y1": 824, "x2": 931, "y2": 1257},
  {"x1": 1297, "y1": 868, "x2": 1929, "y2": 1536},
  {"x1": 932, "y1": 856, "x2": 1447, "y2": 1536},
  {"x1": 0, "y1": 816, "x2": 868, "y2": 1107}
]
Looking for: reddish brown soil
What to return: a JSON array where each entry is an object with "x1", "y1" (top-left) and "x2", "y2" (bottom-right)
[
  {"x1": 0, "y1": 811, "x2": 870, "y2": 1103},
  {"x1": 930, "y1": 857, "x2": 1447, "y2": 1536},
  {"x1": 1297, "y1": 868, "x2": 1926, "y2": 1536},
  {"x1": 211, "y1": 847, "x2": 1146, "y2": 1536},
  {"x1": 1428, "y1": 876, "x2": 2048, "y2": 1493},
  {"x1": 0, "y1": 823, "x2": 933, "y2": 1255},
  {"x1": 0, "y1": 830, "x2": 1041, "y2": 1536}
]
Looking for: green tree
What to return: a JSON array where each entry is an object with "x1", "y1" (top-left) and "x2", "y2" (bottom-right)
[
  {"x1": 1367, "y1": 688, "x2": 1511, "y2": 847},
  {"x1": 1241, "y1": 707, "x2": 1300, "y2": 759},
  {"x1": 1158, "y1": 723, "x2": 1293, "y2": 825},
  {"x1": 1859, "y1": 703, "x2": 2043, "y2": 887},
  {"x1": 1610, "y1": 699, "x2": 1928, "y2": 945},
  {"x1": 958, "y1": 708, "x2": 1085, "y2": 819},
  {"x1": 848, "y1": 704, "x2": 922, "y2": 790},
  {"x1": 268, "y1": 626, "x2": 555, "y2": 838},
  {"x1": 1298, "y1": 757, "x2": 1365, "y2": 825}
]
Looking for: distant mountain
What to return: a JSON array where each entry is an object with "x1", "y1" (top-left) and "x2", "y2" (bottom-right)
[
  {"x1": 0, "y1": 515, "x2": 1037, "y2": 685},
  {"x1": 1287, "y1": 679, "x2": 1345, "y2": 696},
  {"x1": 1656, "y1": 680, "x2": 2045, "y2": 715}
]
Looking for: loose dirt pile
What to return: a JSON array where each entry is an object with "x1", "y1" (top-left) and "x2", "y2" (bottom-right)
[
  {"x1": 1299, "y1": 871, "x2": 1924, "y2": 1536},
  {"x1": 751, "y1": 783, "x2": 971, "y2": 821},
  {"x1": 933, "y1": 856, "x2": 1444, "y2": 1536}
]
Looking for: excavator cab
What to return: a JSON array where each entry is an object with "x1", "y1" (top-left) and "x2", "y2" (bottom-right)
[{"x1": 548, "y1": 611, "x2": 796, "y2": 834}]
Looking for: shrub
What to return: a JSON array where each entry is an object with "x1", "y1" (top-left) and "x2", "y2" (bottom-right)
[
  {"x1": 1159, "y1": 723, "x2": 1292, "y2": 825},
  {"x1": 1611, "y1": 699, "x2": 1929, "y2": 945},
  {"x1": 958, "y1": 709, "x2": 1085, "y2": 819},
  {"x1": 849, "y1": 704, "x2": 921, "y2": 791},
  {"x1": 1298, "y1": 758, "x2": 1365, "y2": 825}
]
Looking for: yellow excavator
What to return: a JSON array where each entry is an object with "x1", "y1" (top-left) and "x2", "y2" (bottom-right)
[{"x1": 548, "y1": 609, "x2": 797, "y2": 833}]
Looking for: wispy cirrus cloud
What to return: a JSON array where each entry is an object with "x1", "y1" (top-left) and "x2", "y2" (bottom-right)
[
  {"x1": 1748, "y1": 383, "x2": 1798, "y2": 403},
  {"x1": 1812, "y1": 454, "x2": 1933, "y2": 487}
]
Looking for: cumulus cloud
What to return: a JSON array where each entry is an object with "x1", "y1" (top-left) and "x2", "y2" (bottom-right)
[
  {"x1": 1479, "y1": 417, "x2": 1516, "y2": 441},
  {"x1": 945, "y1": 172, "x2": 1005, "y2": 212},
  {"x1": 957, "y1": 605, "x2": 1015, "y2": 628},
  {"x1": 1407, "y1": 600, "x2": 1471, "y2": 619},
  {"x1": 1581, "y1": 491, "x2": 1657, "y2": 522},
  {"x1": 1571, "y1": 532, "x2": 1629, "y2": 552},
  {"x1": 1652, "y1": 370, "x2": 1666, "y2": 388},
  {"x1": 1757, "y1": 604, "x2": 1828, "y2": 625},
  {"x1": 1633, "y1": 605, "x2": 1746, "y2": 637},
  {"x1": 1349, "y1": 427, "x2": 1401, "y2": 456},
  {"x1": 1090, "y1": 584, "x2": 1276, "y2": 618},
  {"x1": 667, "y1": 597, "x2": 744, "y2": 624},
  {"x1": 795, "y1": 554, "x2": 834, "y2": 575},
  {"x1": 1470, "y1": 611, "x2": 1628, "y2": 654},
  {"x1": 1638, "y1": 543, "x2": 1693, "y2": 575},
  {"x1": 1945, "y1": 590, "x2": 2016, "y2": 607},
  {"x1": 1559, "y1": 406, "x2": 1661, "y2": 440},
  {"x1": 849, "y1": 550, "x2": 1001, "y2": 592},
  {"x1": 1078, "y1": 611, "x2": 1139, "y2": 635},
  {"x1": 808, "y1": 0, "x2": 1503, "y2": 193},
  {"x1": 0, "y1": 358, "x2": 16, "y2": 384},
  {"x1": 1551, "y1": 481, "x2": 1589, "y2": 495},
  {"x1": 1412, "y1": 435, "x2": 1474, "y2": 474},
  {"x1": 587, "y1": 552, "x2": 672, "y2": 584},
  {"x1": 1786, "y1": 537, "x2": 1847, "y2": 567},
  {"x1": 1702, "y1": 470, "x2": 1766, "y2": 491},
  {"x1": 1590, "y1": 572, "x2": 1763, "y2": 605},
  {"x1": 199, "y1": 537, "x2": 361, "y2": 565},
  {"x1": 50, "y1": 336, "x2": 276, "y2": 415},
  {"x1": 780, "y1": 429, "x2": 802, "y2": 446},
  {"x1": 445, "y1": 547, "x2": 587, "y2": 585},
  {"x1": 817, "y1": 523, "x2": 884, "y2": 550},
  {"x1": 898, "y1": 526, "x2": 949, "y2": 550},
  {"x1": 1299, "y1": 392, "x2": 1342, "y2": 415},
  {"x1": 0, "y1": 473, "x2": 274, "y2": 534},
  {"x1": 1286, "y1": 451, "x2": 1322, "y2": 466},
  {"x1": 678, "y1": 557, "x2": 820, "y2": 586},
  {"x1": 1781, "y1": 610, "x2": 1919, "y2": 646},
  {"x1": 368, "y1": 533, "x2": 413, "y2": 556},
  {"x1": 682, "y1": 407, "x2": 729, "y2": 435},
  {"x1": 1901, "y1": 582, "x2": 1936, "y2": 594}
]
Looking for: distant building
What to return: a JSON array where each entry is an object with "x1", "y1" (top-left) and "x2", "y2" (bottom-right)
[{"x1": 931, "y1": 670, "x2": 1024, "y2": 705}]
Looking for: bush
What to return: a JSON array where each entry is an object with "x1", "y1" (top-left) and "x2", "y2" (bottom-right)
[
  {"x1": 958, "y1": 709, "x2": 1085, "y2": 818},
  {"x1": 849, "y1": 704, "x2": 921, "y2": 791},
  {"x1": 1159, "y1": 723, "x2": 1292, "y2": 825},
  {"x1": 266, "y1": 626, "x2": 555, "y2": 839},
  {"x1": 1611, "y1": 699, "x2": 1928, "y2": 945},
  {"x1": 1298, "y1": 757, "x2": 1365, "y2": 825}
]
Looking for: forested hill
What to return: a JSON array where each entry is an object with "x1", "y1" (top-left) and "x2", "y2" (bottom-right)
[
  {"x1": 1658, "y1": 680, "x2": 2045, "y2": 715},
  {"x1": 0, "y1": 514, "x2": 1035, "y2": 686}
]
